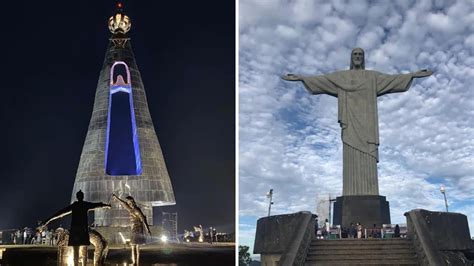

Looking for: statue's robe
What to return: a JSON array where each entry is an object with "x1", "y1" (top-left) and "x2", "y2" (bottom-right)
[{"x1": 300, "y1": 70, "x2": 414, "y2": 195}]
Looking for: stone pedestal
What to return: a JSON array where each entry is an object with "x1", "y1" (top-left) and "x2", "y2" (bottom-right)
[
  {"x1": 58, "y1": 246, "x2": 88, "y2": 266},
  {"x1": 333, "y1": 195, "x2": 390, "y2": 229}
]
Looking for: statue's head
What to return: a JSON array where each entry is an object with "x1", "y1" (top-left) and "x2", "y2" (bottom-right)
[
  {"x1": 125, "y1": 195, "x2": 136, "y2": 207},
  {"x1": 350, "y1": 48, "x2": 365, "y2": 70},
  {"x1": 76, "y1": 190, "x2": 84, "y2": 201}
]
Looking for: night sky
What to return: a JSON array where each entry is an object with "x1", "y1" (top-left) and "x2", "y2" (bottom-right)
[{"x1": 0, "y1": 1, "x2": 235, "y2": 233}]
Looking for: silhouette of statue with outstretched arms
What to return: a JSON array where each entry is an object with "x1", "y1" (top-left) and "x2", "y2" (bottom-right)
[{"x1": 38, "y1": 190, "x2": 110, "y2": 266}]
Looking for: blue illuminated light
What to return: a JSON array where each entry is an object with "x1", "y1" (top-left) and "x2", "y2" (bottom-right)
[{"x1": 105, "y1": 61, "x2": 142, "y2": 175}]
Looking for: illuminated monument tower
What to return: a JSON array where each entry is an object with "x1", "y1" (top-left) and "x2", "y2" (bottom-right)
[{"x1": 71, "y1": 4, "x2": 175, "y2": 228}]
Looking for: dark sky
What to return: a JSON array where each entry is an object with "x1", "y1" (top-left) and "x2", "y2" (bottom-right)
[{"x1": 0, "y1": 1, "x2": 235, "y2": 233}]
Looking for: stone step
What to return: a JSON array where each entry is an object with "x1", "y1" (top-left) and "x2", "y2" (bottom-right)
[
  {"x1": 310, "y1": 240, "x2": 412, "y2": 246},
  {"x1": 310, "y1": 240, "x2": 413, "y2": 245},
  {"x1": 307, "y1": 248, "x2": 416, "y2": 255},
  {"x1": 305, "y1": 254, "x2": 418, "y2": 262},
  {"x1": 305, "y1": 238, "x2": 418, "y2": 265},
  {"x1": 309, "y1": 244, "x2": 413, "y2": 251},
  {"x1": 304, "y1": 260, "x2": 419, "y2": 266},
  {"x1": 307, "y1": 254, "x2": 417, "y2": 260}
]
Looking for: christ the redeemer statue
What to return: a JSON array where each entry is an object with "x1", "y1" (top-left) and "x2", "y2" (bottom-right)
[{"x1": 282, "y1": 48, "x2": 432, "y2": 196}]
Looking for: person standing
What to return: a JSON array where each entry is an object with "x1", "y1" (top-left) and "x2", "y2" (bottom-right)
[
  {"x1": 325, "y1": 219, "x2": 330, "y2": 239},
  {"x1": 373, "y1": 224, "x2": 381, "y2": 238},
  {"x1": 357, "y1": 223, "x2": 363, "y2": 239},
  {"x1": 25, "y1": 228, "x2": 32, "y2": 244},
  {"x1": 112, "y1": 194, "x2": 152, "y2": 265},
  {"x1": 348, "y1": 223, "x2": 355, "y2": 238},
  {"x1": 38, "y1": 190, "x2": 110, "y2": 266},
  {"x1": 18, "y1": 230, "x2": 23, "y2": 245},
  {"x1": 23, "y1": 229, "x2": 28, "y2": 244},
  {"x1": 208, "y1": 227, "x2": 214, "y2": 244},
  {"x1": 41, "y1": 228, "x2": 47, "y2": 244},
  {"x1": 212, "y1": 227, "x2": 217, "y2": 243},
  {"x1": 394, "y1": 224, "x2": 400, "y2": 238},
  {"x1": 314, "y1": 217, "x2": 319, "y2": 237}
]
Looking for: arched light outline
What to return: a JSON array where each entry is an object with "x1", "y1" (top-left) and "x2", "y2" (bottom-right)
[{"x1": 104, "y1": 61, "x2": 142, "y2": 175}]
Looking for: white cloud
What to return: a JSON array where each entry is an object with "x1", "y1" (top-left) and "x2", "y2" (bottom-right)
[
  {"x1": 356, "y1": 27, "x2": 384, "y2": 51},
  {"x1": 239, "y1": 0, "x2": 474, "y2": 254},
  {"x1": 426, "y1": 13, "x2": 459, "y2": 33},
  {"x1": 275, "y1": 25, "x2": 299, "y2": 39}
]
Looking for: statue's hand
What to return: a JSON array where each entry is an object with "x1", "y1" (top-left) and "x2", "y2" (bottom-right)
[
  {"x1": 413, "y1": 69, "x2": 433, "y2": 78},
  {"x1": 281, "y1": 74, "x2": 301, "y2": 81},
  {"x1": 36, "y1": 224, "x2": 47, "y2": 232}
]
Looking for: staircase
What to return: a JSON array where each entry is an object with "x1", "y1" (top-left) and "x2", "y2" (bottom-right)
[{"x1": 304, "y1": 238, "x2": 419, "y2": 265}]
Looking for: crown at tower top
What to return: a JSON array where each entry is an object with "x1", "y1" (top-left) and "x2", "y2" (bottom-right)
[{"x1": 108, "y1": 2, "x2": 131, "y2": 34}]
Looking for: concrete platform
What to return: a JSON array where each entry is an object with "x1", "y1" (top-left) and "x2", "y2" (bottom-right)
[{"x1": 0, "y1": 242, "x2": 235, "y2": 265}]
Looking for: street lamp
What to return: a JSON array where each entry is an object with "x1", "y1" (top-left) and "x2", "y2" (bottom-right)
[
  {"x1": 328, "y1": 196, "x2": 336, "y2": 225},
  {"x1": 266, "y1": 189, "x2": 274, "y2": 216},
  {"x1": 440, "y1": 185, "x2": 448, "y2": 212}
]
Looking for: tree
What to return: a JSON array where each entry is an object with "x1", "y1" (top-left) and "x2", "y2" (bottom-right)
[{"x1": 239, "y1": 245, "x2": 252, "y2": 266}]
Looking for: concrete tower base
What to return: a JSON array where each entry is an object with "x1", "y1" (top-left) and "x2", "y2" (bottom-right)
[{"x1": 333, "y1": 195, "x2": 390, "y2": 229}]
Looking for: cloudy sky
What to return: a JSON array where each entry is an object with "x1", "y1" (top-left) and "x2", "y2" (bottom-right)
[{"x1": 239, "y1": 0, "x2": 473, "y2": 256}]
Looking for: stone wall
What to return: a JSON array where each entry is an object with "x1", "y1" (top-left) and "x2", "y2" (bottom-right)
[
  {"x1": 254, "y1": 212, "x2": 316, "y2": 266},
  {"x1": 405, "y1": 209, "x2": 473, "y2": 265}
]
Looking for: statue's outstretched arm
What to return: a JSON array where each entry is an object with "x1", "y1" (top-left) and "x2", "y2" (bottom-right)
[
  {"x1": 281, "y1": 73, "x2": 302, "y2": 81},
  {"x1": 40, "y1": 205, "x2": 73, "y2": 228},
  {"x1": 412, "y1": 69, "x2": 433, "y2": 78},
  {"x1": 112, "y1": 194, "x2": 134, "y2": 213},
  {"x1": 89, "y1": 202, "x2": 112, "y2": 211},
  {"x1": 282, "y1": 72, "x2": 338, "y2": 97}
]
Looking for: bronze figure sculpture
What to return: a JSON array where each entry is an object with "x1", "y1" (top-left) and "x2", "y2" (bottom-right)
[{"x1": 112, "y1": 194, "x2": 152, "y2": 265}]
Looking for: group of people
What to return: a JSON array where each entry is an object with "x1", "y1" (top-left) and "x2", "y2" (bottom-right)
[
  {"x1": 347, "y1": 223, "x2": 401, "y2": 239},
  {"x1": 10, "y1": 227, "x2": 64, "y2": 245},
  {"x1": 183, "y1": 225, "x2": 218, "y2": 243},
  {"x1": 208, "y1": 226, "x2": 218, "y2": 244},
  {"x1": 316, "y1": 218, "x2": 402, "y2": 239},
  {"x1": 347, "y1": 223, "x2": 367, "y2": 238}
]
